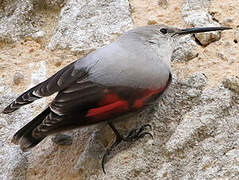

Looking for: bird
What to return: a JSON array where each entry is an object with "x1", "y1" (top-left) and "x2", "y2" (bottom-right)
[{"x1": 2, "y1": 24, "x2": 231, "y2": 173}]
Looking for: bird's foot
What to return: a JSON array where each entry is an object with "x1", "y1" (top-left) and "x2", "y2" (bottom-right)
[
  {"x1": 52, "y1": 134, "x2": 73, "y2": 145},
  {"x1": 102, "y1": 123, "x2": 153, "y2": 174},
  {"x1": 123, "y1": 124, "x2": 153, "y2": 142}
]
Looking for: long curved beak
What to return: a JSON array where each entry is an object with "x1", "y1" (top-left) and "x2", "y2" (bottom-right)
[{"x1": 176, "y1": 26, "x2": 232, "y2": 35}]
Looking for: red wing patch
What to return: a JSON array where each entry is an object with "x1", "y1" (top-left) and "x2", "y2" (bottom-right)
[
  {"x1": 86, "y1": 83, "x2": 168, "y2": 121},
  {"x1": 133, "y1": 84, "x2": 168, "y2": 109},
  {"x1": 98, "y1": 92, "x2": 121, "y2": 106},
  {"x1": 86, "y1": 99, "x2": 129, "y2": 120}
]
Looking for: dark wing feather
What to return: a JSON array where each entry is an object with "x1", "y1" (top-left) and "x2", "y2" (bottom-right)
[
  {"x1": 2, "y1": 61, "x2": 88, "y2": 114},
  {"x1": 32, "y1": 83, "x2": 135, "y2": 137},
  {"x1": 50, "y1": 80, "x2": 105, "y2": 115}
]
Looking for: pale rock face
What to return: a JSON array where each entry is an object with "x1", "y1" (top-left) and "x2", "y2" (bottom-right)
[
  {"x1": 223, "y1": 76, "x2": 239, "y2": 94},
  {"x1": 0, "y1": 0, "x2": 238, "y2": 179},
  {"x1": 47, "y1": 0, "x2": 133, "y2": 53},
  {"x1": 235, "y1": 27, "x2": 239, "y2": 44},
  {"x1": 172, "y1": 35, "x2": 197, "y2": 62},
  {"x1": 182, "y1": 0, "x2": 222, "y2": 46}
]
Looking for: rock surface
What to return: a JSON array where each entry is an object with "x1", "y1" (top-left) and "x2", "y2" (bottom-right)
[
  {"x1": 0, "y1": 0, "x2": 36, "y2": 42},
  {"x1": 172, "y1": 35, "x2": 198, "y2": 62},
  {"x1": 0, "y1": 0, "x2": 238, "y2": 179},
  {"x1": 182, "y1": 0, "x2": 222, "y2": 46},
  {"x1": 48, "y1": 0, "x2": 133, "y2": 53}
]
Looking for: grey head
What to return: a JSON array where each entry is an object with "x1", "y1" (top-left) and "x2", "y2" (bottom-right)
[
  {"x1": 120, "y1": 24, "x2": 231, "y2": 45},
  {"x1": 118, "y1": 24, "x2": 231, "y2": 68}
]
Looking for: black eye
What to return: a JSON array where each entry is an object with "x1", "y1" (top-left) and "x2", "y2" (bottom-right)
[{"x1": 160, "y1": 28, "x2": 168, "y2": 34}]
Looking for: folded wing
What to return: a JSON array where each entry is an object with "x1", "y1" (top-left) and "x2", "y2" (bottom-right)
[{"x1": 2, "y1": 61, "x2": 87, "y2": 114}]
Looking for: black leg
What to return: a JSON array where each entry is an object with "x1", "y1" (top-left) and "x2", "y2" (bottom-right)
[{"x1": 101, "y1": 122, "x2": 153, "y2": 174}]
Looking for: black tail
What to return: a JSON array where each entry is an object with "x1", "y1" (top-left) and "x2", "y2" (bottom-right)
[{"x1": 12, "y1": 107, "x2": 51, "y2": 151}]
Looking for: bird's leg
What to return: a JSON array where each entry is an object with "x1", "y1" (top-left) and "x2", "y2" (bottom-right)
[{"x1": 102, "y1": 122, "x2": 153, "y2": 174}]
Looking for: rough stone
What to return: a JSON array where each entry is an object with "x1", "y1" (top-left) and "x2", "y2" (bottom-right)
[
  {"x1": 158, "y1": 0, "x2": 168, "y2": 9},
  {"x1": 0, "y1": 61, "x2": 47, "y2": 180},
  {"x1": 222, "y1": 76, "x2": 239, "y2": 94},
  {"x1": 165, "y1": 86, "x2": 232, "y2": 152},
  {"x1": 13, "y1": 71, "x2": 24, "y2": 85},
  {"x1": 172, "y1": 35, "x2": 198, "y2": 62},
  {"x1": 222, "y1": 16, "x2": 234, "y2": 27},
  {"x1": 31, "y1": 31, "x2": 46, "y2": 41},
  {"x1": 184, "y1": 72, "x2": 207, "y2": 88},
  {"x1": 0, "y1": 0, "x2": 65, "y2": 43},
  {"x1": 182, "y1": 0, "x2": 222, "y2": 46},
  {"x1": 235, "y1": 28, "x2": 239, "y2": 43},
  {"x1": 33, "y1": 0, "x2": 66, "y2": 9},
  {"x1": 48, "y1": 0, "x2": 133, "y2": 53},
  {"x1": 0, "y1": 86, "x2": 32, "y2": 180},
  {"x1": 0, "y1": 0, "x2": 36, "y2": 42}
]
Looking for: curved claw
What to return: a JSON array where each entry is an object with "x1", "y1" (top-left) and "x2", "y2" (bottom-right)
[
  {"x1": 102, "y1": 150, "x2": 109, "y2": 174},
  {"x1": 138, "y1": 132, "x2": 153, "y2": 140},
  {"x1": 134, "y1": 124, "x2": 152, "y2": 137},
  {"x1": 140, "y1": 124, "x2": 152, "y2": 131},
  {"x1": 126, "y1": 129, "x2": 137, "y2": 139},
  {"x1": 123, "y1": 124, "x2": 153, "y2": 142}
]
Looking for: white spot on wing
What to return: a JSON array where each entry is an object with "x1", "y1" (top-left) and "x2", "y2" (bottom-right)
[
  {"x1": 49, "y1": 105, "x2": 64, "y2": 116},
  {"x1": 28, "y1": 61, "x2": 47, "y2": 110}
]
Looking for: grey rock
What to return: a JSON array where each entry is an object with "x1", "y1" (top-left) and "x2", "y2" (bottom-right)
[
  {"x1": 0, "y1": 61, "x2": 47, "y2": 179},
  {"x1": 0, "y1": 0, "x2": 36, "y2": 42},
  {"x1": 31, "y1": 30, "x2": 46, "y2": 40},
  {"x1": 222, "y1": 16, "x2": 234, "y2": 26},
  {"x1": 33, "y1": 0, "x2": 66, "y2": 10},
  {"x1": 182, "y1": 0, "x2": 221, "y2": 46},
  {"x1": 0, "y1": 87, "x2": 31, "y2": 180},
  {"x1": 172, "y1": 35, "x2": 198, "y2": 62},
  {"x1": 72, "y1": 126, "x2": 106, "y2": 177},
  {"x1": 223, "y1": 76, "x2": 239, "y2": 94},
  {"x1": 72, "y1": 115, "x2": 148, "y2": 178},
  {"x1": 52, "y1": 133, "x2": 73, "y2": 145},
  {"x1": 48, "y1": 0, "x2": 133, "y2": 53},
  {"x1": 0, "y1": 0, "x2": 66, "y2": 43},
  {"x1": 183, "y1": 72, "x2": 208, "y2": 88},
  {"x1": 158, "y1": 0, "x2": 168, "y2": 9},
  {"x1": 165, "y1": 86, "x2": 232, "y2": 152},
  {"x1": 28, "y1": 61, "x2": 47, "y2": 89},
  {"x1": 235, "y1": 27, "x2": 239, "y2": 42},
  {"x1": 153, "y1": 75, "x2": 238, "y2": 180},
  {"x1": 13, "y1": 71, "x2": 24, "y2": 85}
]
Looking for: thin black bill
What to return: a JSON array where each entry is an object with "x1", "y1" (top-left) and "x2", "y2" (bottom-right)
[{"x1": 176, "y1": 26, "x2": 232, "y2": 35}]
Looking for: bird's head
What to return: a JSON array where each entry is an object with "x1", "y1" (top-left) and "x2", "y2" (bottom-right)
[
  {"x1": 130, "y1": 24, "x2": 231, "y2": 45},
  {"x1": 122, "y1": 24, "x2": 231, "y2": 68}
]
